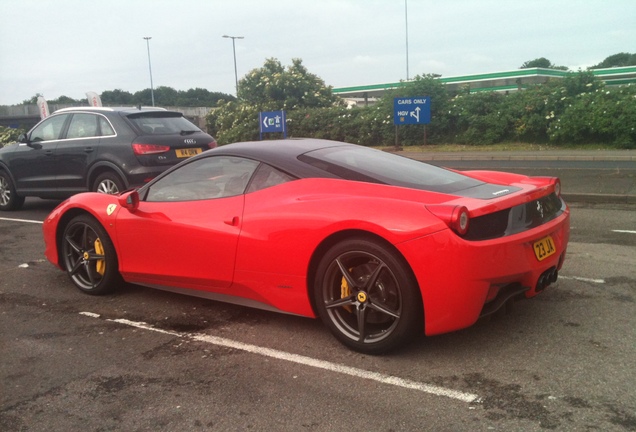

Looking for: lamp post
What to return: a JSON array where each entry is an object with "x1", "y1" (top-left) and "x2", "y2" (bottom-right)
[
  {"x1": 405, "y1": 0, "x2": 410, "y2": 81},
  {"x1": 222, "y1": 35, "x2": 244, "y2": 96},
  {"x1": 143, "y1": 36, "x2": 155, "y2": 106}
]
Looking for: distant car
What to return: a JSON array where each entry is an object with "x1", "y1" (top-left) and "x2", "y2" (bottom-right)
[
  {"x1": 0, "y1": 106, "x2": 216, "y2": 211},
  {"x1": 43, "y1": 139, "x2": 570, "y2": 353}
]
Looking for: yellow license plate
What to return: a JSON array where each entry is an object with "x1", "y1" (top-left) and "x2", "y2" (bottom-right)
[
  {"x1": 533, "y1": 235, "x2": 556, "y2": 261},
  {"x1": 175, "y1": 148, "x2": 202, "y2": 158}
]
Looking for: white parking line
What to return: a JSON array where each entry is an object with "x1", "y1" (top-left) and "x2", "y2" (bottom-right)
[
  {"x1": 560, "y1": 276, "x2": 605, "y2": 284},
  {"x1": 0, "y1": 217, "x2": 43, "y2": 224},
  {"x1": 79, "y1": 313, "x2": 480, "y2": 403},
  {"x1": 612, "y1": 230, "x2": 636, "y2": 234}
]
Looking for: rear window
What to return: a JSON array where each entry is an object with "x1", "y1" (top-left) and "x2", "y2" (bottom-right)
[
  {"x1": 298, "y1": 146, "x2": 483, "y2": 194},
  {"x1": 126, "y1": 112, "x2": 201, "y2": 135}
]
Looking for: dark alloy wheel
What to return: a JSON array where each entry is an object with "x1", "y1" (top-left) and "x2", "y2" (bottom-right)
[
  {"x1": 93, "y1": 172, "x2": 124, "y2": 195},
  {"x1": 314, "y1": 238, "x2": 422, "y2": 354},
  {"x1": 62, "y1": 214, "x2": 121, "y2": 295},
  {"x1": 0, "y1": 171, "x2": 25, "y2": 211}
]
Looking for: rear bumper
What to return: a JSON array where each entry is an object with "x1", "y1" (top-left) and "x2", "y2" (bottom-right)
[
  {"x1": 397, "y1": 205, "x2": 570, "y2": 336},
  {"x1": 121, "y1": 166, "x2": 168, "y2": 188}
]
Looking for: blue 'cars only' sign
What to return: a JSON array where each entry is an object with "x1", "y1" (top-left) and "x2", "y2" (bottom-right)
[{"x1": 393, "y1": 97, "x2": 431, "y2": 125}]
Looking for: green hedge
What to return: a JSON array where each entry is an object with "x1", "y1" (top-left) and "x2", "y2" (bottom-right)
[{"x1": 210, "y1": 71, "x2": 635, "y2": 149}]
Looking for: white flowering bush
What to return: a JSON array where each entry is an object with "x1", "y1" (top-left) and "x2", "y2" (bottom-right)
[
  {"x1": 444, "y1": 71, "x2": 635, "y2": 147},
  {"x1": 548, "y1": 84, "x2": 636, "y2": 148},
  {"x1": 0, "y1": 126, "x2": 25, "y2": 148}
]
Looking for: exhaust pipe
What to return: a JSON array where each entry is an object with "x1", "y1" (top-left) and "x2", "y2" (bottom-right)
[{"x1": 536, "y1": 268, "x2": 558, "y2": 292}]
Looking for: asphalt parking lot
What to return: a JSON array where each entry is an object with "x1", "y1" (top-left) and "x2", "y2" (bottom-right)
[{"x1": 1, "y1": 163, "x2": 635, "y2": 431}]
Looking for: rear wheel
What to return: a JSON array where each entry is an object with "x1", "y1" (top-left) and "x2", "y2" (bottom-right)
[
  {"x1": 62, "y1": 214, "x2": 121, "y2": 295},
  {"x1": 313, "y1": 238, "x2": 422, "y2": 354},
  {"x1": 93, "y1": 172, "x2": 124, "y2": 195},
  {"x1": 0, "y1": 171, "x2": 25, "y2": 211}
]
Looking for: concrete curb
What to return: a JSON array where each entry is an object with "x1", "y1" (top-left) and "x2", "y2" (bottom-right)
[
  {"x1": 395, "y1": 150, "x2": 636, "y2": 205},
  {"x1": 411, "y1": 155, "x2": 636, "y2": 162},
  {"x1": 562, "y1": 193, "x2": 636, "y2": 205}
]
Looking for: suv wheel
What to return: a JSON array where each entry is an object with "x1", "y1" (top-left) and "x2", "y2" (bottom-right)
[
  {"x1": 93, "y1": 172, "x2": 124, "y2": 195},
  {"x1": 0, "y1": 171, "x2": 25, "y2": 211}
]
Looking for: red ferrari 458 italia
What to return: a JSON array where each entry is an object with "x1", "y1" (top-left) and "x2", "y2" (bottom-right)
[{"x1": 43, "y1": 139, "x2": 570, "y2": 353}]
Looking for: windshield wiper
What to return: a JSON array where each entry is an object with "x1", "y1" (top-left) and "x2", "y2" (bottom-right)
[{"x1": 180, "y1": 130, "x2": 197, "y2": 135}]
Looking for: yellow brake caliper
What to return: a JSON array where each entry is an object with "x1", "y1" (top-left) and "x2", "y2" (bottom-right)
[
  {"x1": 94, "y1": 238, "x2": 105, "y2": 275},
  {"x1": 340, "y1": 268, "x2": 353, "y2": 313}
]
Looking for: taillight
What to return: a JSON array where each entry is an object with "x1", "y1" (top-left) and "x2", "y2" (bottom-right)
[
  {"x1": 208, "y1": 139, "x2": 218, "y2": 149},
  {"x1": 454, "y1": 206, "x2": 470, "y2": 235},
  {"x1": 132, "y1": 143, "x2": 170, "y2": 155},
  {"x1": 426, "y1": 205, "x2": 471, "y2": 236},
  {"x1": 553, "y1": 178, "x2": 561, "y2": 197}
]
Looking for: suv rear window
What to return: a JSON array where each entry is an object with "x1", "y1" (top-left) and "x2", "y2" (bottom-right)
[{"x1": 126, "y1": 112, "x2": 201, "y2": 135}]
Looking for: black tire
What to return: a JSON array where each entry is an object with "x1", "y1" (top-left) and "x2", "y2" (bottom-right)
[
  {"x1": 61, "y1": 214, "x2": 122, "y2": 295},
  {"x1": 93, "y1": 172, "x2": 124, "y2": 195},
  {"x1": 0, "y1": 170, "x2": 25, "y2": 211},
  {"x1": 313, "y1": 238, "x2": 422, "y2": 354}
]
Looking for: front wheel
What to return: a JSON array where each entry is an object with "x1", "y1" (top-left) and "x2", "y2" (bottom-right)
[
  {"x1": 313, "y1": 238, "x2": 422, "y2": 354},
  {"x1": 0, "y1": 171, "x2": 25, "y2": 211},
  {"x1": 62, "y1": 214, "x2": 121, "y2": 295}
]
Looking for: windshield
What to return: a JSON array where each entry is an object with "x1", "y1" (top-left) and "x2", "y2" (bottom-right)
[
  {"x1": 126, "y1": 112, "x2": 201, "y2": 135},
  {"x1": 298, "y1": 146, "x2": 482, "y2": 194}
]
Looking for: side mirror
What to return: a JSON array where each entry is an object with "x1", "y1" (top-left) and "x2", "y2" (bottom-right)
[
  {"x1": 17, "y1": 133, "x2": 29, "y2": 144},
  {"x1": 118, "y1": 190, "x2": 139, "y2": 212}
]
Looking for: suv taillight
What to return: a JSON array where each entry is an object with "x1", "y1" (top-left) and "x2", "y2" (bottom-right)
[
  {"x1": 207, "y1": 139, "x2": 218, "y2": 149},
  {"x1": 132, "y1": 143, "x2": 170, "y2": 155}
]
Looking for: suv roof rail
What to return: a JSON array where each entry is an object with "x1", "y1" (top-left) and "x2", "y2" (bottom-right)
[{"x1": 53, "y1": 106, "x2": 169, "y2": 114}]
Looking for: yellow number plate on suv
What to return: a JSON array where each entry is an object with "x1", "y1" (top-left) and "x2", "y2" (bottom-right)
[
  {"x1": 533, "y1": 235, "x2": 556, "y2": 261},
  {"x1": 175, "y1": 148, "x2": 202, "y2": 158}
]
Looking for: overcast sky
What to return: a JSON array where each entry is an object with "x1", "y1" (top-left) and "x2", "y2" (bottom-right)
[{"x1": 1, "y1": 0, "x2": 634, "y2": 105}]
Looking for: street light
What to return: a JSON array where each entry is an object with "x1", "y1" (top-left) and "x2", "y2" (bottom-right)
[
  {"x1": 405, "y1": 0, "x2": 410, "y2": 81},
  {"x1": 143, "y1": 36, "x2": 155, "y2": 106},
  {"x1": 222, "y1": 35, "x2": 244, "y2": 96}
]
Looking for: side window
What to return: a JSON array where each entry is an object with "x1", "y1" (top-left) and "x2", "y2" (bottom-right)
[
  {"x1": 66, "y1": 113, "x2": 99, "y2": 139},
  {"x1": 99, "y1": 117, "x2": 116, "y2": 136},
  {"x1": 145, "y1": 156, "x2": 259, "y2": 202},
  {"x1": 246, "y1": 163, "x2": 294, "y2": 193},
  {"x1": 29, "y1": 114, "x2": 69, "y2": 142}
]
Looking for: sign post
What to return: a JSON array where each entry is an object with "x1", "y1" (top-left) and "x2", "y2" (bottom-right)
[
  {"x1": 393, "y1": 96, "x2": 431, "y2": 149},
  {"x1": 259, "y1": 110, "x2": 287, "y2": 140}
]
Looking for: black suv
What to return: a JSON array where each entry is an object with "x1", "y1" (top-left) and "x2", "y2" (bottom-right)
[{"x1": 0, "y1": 106, "x2": 216, "y2": 211}]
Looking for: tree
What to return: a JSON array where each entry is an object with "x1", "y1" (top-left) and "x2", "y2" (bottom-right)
[
  {"x1": 175, "y1": 88, "x2": 235, "y2": 106},
  {"x1": 237, "y1": 58, "x2": 339, "y2": 110},
  {"x1": 131, "y1": 86, "x2": 179, "y2": 106},
  {"x1": 132, "y1": 88, "x2": 154, "y2": 106},
  {"x1": 48, "y1": 95, "x2": 81, "y2": 104},
  {"x1": 21, "y1": 94, "x2": 43, "y2": 105},
  {"x1": 590, "y1": 52, "x2": 636, "y2": 69},
  {"x1": 520, "y1": 57, "x2": 568, "y2": 70},
  {"x1": 101, "y1": 89, "x2": 134, "y2": 105},
  {"x1": 207, "y1": 58, "x2": 340, "y2": 143}
]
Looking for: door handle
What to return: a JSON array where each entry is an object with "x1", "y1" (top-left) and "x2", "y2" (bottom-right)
[
  {"x1": 84, "y1": 147, "x2": 94, "y2": 153},
  {"x1": 224, "y1": 216, "x2": 239, "y2": 226}
]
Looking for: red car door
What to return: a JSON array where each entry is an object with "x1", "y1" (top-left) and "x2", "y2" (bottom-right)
[{"x1": 114, "y1": 195, "x2": 245, "y2": 291}]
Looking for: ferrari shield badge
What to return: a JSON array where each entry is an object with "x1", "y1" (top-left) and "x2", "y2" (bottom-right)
[{"x1": 106, "y1": 204, "x2": 117, "y2": 216}]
